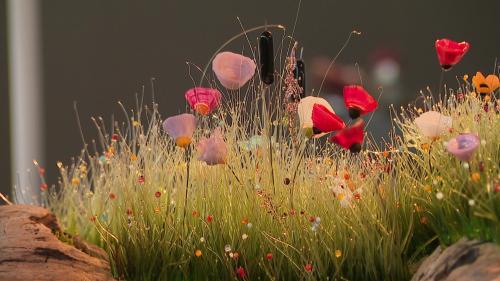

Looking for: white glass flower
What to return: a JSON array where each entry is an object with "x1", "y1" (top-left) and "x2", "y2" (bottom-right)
[
  {"x1": 414, "y1": 111, "x2": 452, "y2": 139},
  {"x1": 330, "y1": 186, "x2": 362, "y2": 208}
]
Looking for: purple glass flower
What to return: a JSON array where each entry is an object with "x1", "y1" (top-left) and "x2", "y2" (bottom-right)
[
  {"x1": 196, "y1": 128, "x2": 227, "y2": 165},
  {"x1": 446, "y1": 133, "x2": 480, "y2": 162},
  {"x1": 162, "y1": 113, "x2": 196, "y2": 148}
]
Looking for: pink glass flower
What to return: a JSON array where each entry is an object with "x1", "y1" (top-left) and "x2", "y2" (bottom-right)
[
  {"x1": 197, "y1": 128, "x2": 227, "y2": 165},
  {"x1": 212, "y1": 52, "x2": 256, "y2": 90},
  {"x1": 185, "y1": 87, "x2": 222, "y2": 116},
  {"x1": 446, "y1": 133, "x2": 480, "y2": 162},
  {"x1": 162, "y1": 113, "x2": 196, "y2": 148}
]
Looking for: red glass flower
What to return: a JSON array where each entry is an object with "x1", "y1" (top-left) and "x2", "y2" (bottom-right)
[
  {"x1": 435, "y1": 39, "x2": 470, "y2": 70},
  {"x1": 185, "y1": 87, "x2": 222, "y2": 116},
  {"x1": 343, "y1": 85, "x2": 378, "y2": 119},
  {"x1": 311, "y1": 104, "x2": 345, "y2": 134},
  {"x1": 329, "y1": 119, "x2": 365, "y2": 153}
]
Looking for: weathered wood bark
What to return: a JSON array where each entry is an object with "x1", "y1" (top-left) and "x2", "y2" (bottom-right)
[
  {"x1": 0, "y1": 204, "x2": 114, "y2": 281},
  {"x1": 412, "y1": 238, "x2": 500, "y2": 281}
]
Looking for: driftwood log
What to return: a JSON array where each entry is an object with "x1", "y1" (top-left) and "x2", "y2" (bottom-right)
[
  {"x1": 412, "y1": 238, "x2": 500, "y2": 281},
  {"x1": 0, "y1": 204, "x2": 114, "y2": 281}
]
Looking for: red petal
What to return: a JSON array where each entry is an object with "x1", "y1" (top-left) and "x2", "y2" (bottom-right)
[
  {"x1": 343, "y1": 85, "x2": 378, "y2": 116},
  {"x1": 312, "y1": 104, "x2": 345, "y2": 133},
  {"x1": 435, "y1": 38, "x2": 469, "y2": 69},
  {"x1": 329, "y1": 119, "x2": 365, "y2": 150}
]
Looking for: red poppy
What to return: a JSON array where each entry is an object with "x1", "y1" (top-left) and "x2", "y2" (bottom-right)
[
  {"x1": 435, "y1": 39, "x2": 470, "y2": 70},
  {"x1": 343, "y1": 85, "x2": 378, "y2": 119},
  {"x1": 111, "y1": 134, "x2": 120, "y2": 142},
  {"x1": 311, "y1": 104, "x2": 345, "y2": 134},
  {"x1": 154, "y1": 191, "x2": 161, "y2": 198},
  {"x1": 266, "y1": 253, "x2": 273, "y2": 260},
  {"x1": 329, "y1": 119, "x2": 365, "y2": 153},
  {"x1": 40, "y1": 183, "x2": 48, "y2": 191},
  {"x1": 236, "y1": 266, "x2": 247, "y2": 279}
]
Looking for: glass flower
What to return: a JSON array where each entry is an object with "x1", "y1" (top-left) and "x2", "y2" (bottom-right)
[
  {"x1": 329, "y1": 119, "x2": 365, "y2": 153},
  {"x1": 162, "y1": 113, "x2": 196, "y2": 148},
  {"x1": 331, "y1": 184, "x2": 362, "y2": 208},
  {"x1": 414, "y1": 111, "x2": 452, "y2": 139},
  {"x1": 435, "y1": 38, "x2": 470, "y2": 70},
  {"x1": 343, "y1": 85, "x2": 378, "y2": 119},
  {"x1": 196, "y1": 128, "x2": 227, "y2": 165},
  {"x1": 298, "y1": 96, "x2": 340, "y2": 138},
  {"x1": 471, "y1": 72, "x2": 499, "y2": 96},
  {"x1": 238, "y1": 135, "x2": 267, "y2": 151},
  {"x1": 446, "y1": 133, "x2": 480, "y2": 162},
  {"x1": 311, "y1": 104, "x2": 346, "y2": 134},
  {"x1": 212, "y1": 51, "x2": 256, "y2": 90},
  {"x1": 185, "y1": 87, "x2": 222, "y2": 115}
]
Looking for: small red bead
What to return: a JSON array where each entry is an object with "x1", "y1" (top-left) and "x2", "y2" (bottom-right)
[
  {"x1": 236, "y1": 266, "x2": 246, "y2": 279},
  {"x1": 138, "y1": 176, "x2": 145, "y2": 184},
  {"x1": 304, "y1": 263, "x2": 313, "y2": 272},
  {"x1": 206, "y1": 215, "x2": 213, "y2": 223}
]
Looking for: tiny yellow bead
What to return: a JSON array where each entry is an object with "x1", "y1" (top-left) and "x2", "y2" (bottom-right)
[
  {"x1": 335, "y1": 249, "x2": 342, "y2": 258},
  {"x1": 471, "y1": 172, "x2": 481, "y2": 182}
]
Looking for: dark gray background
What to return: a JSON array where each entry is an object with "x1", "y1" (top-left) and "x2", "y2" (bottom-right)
[{"x1": 1, "y1": 0, "x2": 499, "y2": 198}]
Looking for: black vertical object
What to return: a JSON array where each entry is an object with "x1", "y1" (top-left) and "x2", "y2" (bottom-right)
[
  {"x1": 259, "y1": 31, "x2": 274, "y2": 85},
  {"x1": 295, "y1": 59, "x2": 306, "y2": 97}
]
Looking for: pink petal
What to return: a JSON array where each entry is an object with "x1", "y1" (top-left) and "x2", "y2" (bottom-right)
[{"x1": 212, "y1": 52, "x2": 256, "y2": 90}]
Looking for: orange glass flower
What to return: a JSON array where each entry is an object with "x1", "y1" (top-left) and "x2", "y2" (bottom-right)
[{"x1": 472, "y1": 72, "x2": 499, "y2": 96}]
